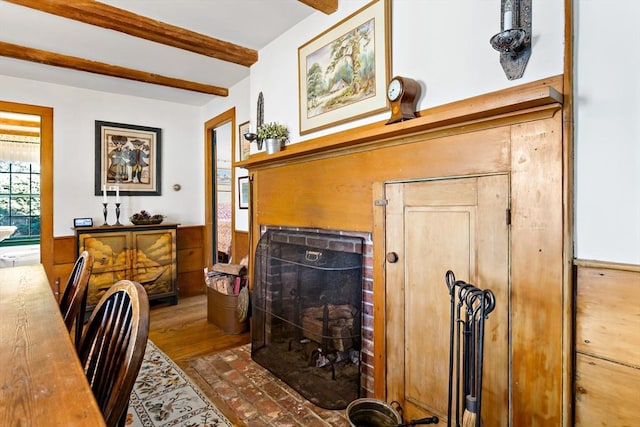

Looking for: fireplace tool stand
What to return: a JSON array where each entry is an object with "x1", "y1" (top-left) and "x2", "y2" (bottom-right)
[{"x1": 445, "y1": 270, "x2": 496, "y2": 427}]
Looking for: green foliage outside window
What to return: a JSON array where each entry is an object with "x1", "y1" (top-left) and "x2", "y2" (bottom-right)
[{"x1": 0, "y1": 160, "x2": 40, "y2": 245}]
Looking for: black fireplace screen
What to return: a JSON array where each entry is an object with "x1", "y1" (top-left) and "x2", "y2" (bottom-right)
[{"x1": 251, "y1": 229, "x2": 364, "y2": 409}]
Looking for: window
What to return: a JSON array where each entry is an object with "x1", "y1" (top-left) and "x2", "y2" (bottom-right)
[
  {"x1": 0, "y1": 111, "x2": 41, "y2": 246},
  {"x1": 0, "y1": 160, "x2": 40, "y2": 245}
]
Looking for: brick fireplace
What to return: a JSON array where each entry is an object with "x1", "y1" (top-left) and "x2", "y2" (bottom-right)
[{"x1": 251, "y1": 226, "x2": 373, "y2": 409}]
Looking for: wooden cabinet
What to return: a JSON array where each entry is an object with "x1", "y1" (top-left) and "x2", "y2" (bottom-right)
[{"x1": 75, "y1": 224, "x2": 178, "y2": 310}]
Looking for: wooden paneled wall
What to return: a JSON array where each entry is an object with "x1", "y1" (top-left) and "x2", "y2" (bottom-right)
[
  {"x1": 52, "y1": 225, "x2": 213, "y2": 298},
  {"x1": 574, "y1": 260, "x2": 640, "y2": 426}
]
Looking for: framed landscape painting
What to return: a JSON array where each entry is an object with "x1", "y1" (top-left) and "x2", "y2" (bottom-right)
[
  {"x1": 298, "y1": 0, "x2": 390, "y2": 134},
  {"x1": 94, "y1": 120, "x2": 162, "y2": 196}
]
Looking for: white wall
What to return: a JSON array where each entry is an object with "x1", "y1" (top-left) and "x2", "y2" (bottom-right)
[
  {"x1": 249, "y1": 0, "x2": 564, "y2": 144},
  {"x1": 574, "y1": 1, "x2": 640, "y2": 264},
  {"x1": 3, "y1": 1, "x2": 635, "y2": 265},
  {"x1": 0, "y1": 75, "x2": 203, "y2": 236}
]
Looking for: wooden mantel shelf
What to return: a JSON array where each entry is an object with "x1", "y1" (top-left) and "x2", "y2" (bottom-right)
[{"x1": 238, "y1": 75, "x2": 563, "y2": 170}]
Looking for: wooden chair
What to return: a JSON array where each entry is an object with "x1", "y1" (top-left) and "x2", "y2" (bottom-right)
[
  {"x1": 77, "y1": 280, "x2": 149, "y2": 427},
  {"x1": 59, "y1": 250, "x2": 93, "y2": 348}
]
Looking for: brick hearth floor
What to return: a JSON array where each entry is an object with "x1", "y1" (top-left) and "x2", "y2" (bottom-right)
[{"x1": 185, "y1": 344, "x2": 351, "y2": 426}]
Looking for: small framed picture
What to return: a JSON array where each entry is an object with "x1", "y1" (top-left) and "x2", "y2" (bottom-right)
[{"x1": 238, "y1": 176, "x2": 249, "y2": 209}]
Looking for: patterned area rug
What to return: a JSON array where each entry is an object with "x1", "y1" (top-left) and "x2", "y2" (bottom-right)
[{"x1": 126, "y1": 341, "x2": 232, "y2": 427}]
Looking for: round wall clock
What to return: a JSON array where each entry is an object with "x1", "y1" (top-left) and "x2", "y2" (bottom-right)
[{"x1": 386, "y1": 76, "x2": 421, "y2": 125}]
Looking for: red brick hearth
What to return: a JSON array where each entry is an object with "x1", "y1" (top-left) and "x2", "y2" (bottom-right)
[{"x1": 187, "y1": 344, "x2": 351, "y2": 426}]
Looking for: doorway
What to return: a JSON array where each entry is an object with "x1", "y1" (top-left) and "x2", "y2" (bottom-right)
[
  {"x1": 0, "y1": 101, "x2": 53, "y2": 280},
  {"x1": 204, "y1": 108, "x2": 235, "y2": 268}
]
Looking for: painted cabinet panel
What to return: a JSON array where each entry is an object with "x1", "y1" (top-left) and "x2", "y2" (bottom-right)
[{"x1": 75, "y1": 224, "x2": 178, "y2": 309}]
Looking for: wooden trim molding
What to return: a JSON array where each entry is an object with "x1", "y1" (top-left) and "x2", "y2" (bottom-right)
[
  {"x1": 0, "y1": 100, "x2": 53, "y2": 286},
  {"x1": 574, "y1": 258, "x2": 640, "y2": 272}
]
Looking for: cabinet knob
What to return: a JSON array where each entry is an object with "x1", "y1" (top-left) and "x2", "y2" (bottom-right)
[{"x1": 386, "y1": 252, "x2": 399, "y2": 263}]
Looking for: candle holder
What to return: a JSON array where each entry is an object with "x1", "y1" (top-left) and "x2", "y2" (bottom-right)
[
  {"x1": 102, "y1": 202, "x2": 109, "y2": 226},
  {"x1": 489, "y1": 0, "x2": 531, "y2": 80},
  {"x1": 114, "y1": 203, "x2": 122, "y2": 226},
  {"x1": 243, "y1": 131, "x2": 262, "y2": 150}
]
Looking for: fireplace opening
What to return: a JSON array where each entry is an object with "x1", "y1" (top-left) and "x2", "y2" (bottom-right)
[{"x1": 252, "y1": 229, "x2": 364, "y2": 410}]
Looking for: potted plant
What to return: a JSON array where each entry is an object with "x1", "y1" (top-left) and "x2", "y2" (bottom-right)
[{"x1": 257, "y1": 122, "x2": 289, "y2": 154}]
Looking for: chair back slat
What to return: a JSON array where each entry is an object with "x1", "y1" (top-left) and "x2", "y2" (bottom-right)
[
  {"x1": 59, "y1": 251, "x2": 93, "y2": 347},
  {"x1": 78, "y1": 280, "x2": 149, "y2": 427}
]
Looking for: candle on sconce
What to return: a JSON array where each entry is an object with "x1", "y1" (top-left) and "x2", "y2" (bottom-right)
[
  {"x1": 503, "y1": 0, "x2": 514, "y2": 30},
  {"x1": 102, "y1": 185, "x2": 107, "y2": 203},
  {"x1": 115, "y1": 186, "x2": 120, "y2": 203}
]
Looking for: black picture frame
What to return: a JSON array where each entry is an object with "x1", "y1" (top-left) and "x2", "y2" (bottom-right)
[{"x1": 94, "y1": 120, "x2": 162, "y2": 197}]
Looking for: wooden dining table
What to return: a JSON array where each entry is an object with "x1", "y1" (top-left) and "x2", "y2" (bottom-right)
[{"x1": 0, "y1": 264, "x2": 106, "y2": 426}]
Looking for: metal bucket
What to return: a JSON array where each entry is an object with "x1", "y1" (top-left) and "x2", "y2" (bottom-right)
[
  {"x1": 346, "y1": 398, "x2": 402, "y2": 427},
  {"x1": 264, "y1": 138, "x2": 282, "y2": 154}
]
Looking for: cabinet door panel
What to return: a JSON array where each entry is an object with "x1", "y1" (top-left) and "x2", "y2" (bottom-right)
[
  {"x1": 131, "y1": 229, "x2": 177, "y2": 297},
  {"x1": 79, "y1": 232, "x2": 131, "y2": 306}
]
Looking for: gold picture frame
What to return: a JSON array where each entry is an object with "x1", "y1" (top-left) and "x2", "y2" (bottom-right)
[{"x1": 298, "y1": 0, "x2": 391, "y2": 135}]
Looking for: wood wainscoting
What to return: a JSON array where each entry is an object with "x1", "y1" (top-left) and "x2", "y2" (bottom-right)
[
  {"x1": 52, "y1": 225, "x2": 240, "y2": 298},
  {"x1": 574, "y1": 260, "x2": 640, "y2": 426}
]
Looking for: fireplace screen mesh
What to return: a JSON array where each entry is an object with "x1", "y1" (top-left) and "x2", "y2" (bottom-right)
[{"x1": 251, "y1": 229, "x2": 364, "y2": 409}]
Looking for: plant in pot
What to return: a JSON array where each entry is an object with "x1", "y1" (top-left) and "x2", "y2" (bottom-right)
[{"x1": 257, "y1": 122, "x2": 289, "y2": 154}]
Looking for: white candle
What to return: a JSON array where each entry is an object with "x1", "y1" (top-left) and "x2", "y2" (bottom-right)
[
  {"x1": 115, "y1": 186, "x2": 120, "y2": 203},
  {"x1": 102, "y1": 185, "x2": 107, "y2": 203},
  {"x1": 503, "y1": 10, "x2": 513, "y2": 30}
]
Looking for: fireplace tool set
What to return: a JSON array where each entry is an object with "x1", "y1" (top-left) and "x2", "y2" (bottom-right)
[
  {"x1": 347, "y1": 271, "x2": 495, "y2": 427},
  {"x1": 445, "y1": 270, "x2": 496, "y2": 427}
]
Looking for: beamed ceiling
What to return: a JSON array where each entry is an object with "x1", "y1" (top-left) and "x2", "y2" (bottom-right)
[{"x1": 0, "y1": 0, "x2": 337, "y2": 105}]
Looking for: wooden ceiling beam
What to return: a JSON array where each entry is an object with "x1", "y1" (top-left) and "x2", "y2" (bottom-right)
[
  {"x1": 297, "y1": 0, "x2": 338, "y2": 14},
  {"x1": 4, "y1": 0, "x2": 258, "y2": 67},
  {"x1": 0, "y1": 41, "x2": 228, "y2": 96}
]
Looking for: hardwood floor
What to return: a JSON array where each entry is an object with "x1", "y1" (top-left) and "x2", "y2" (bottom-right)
[{"x1": 148, "y1": 294, "x2": 250, "y2": 364}]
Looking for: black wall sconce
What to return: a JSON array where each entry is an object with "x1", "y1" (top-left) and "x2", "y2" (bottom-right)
[
  {"x1": 244, "y1": 91, "x2": 265, "y2": 150},
  {"x1": 490, "y1": 0, "x2": 531, "y2": 80}
]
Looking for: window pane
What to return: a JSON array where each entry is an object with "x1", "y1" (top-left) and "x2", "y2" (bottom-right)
[
  {"x1": 31, "y1": 197, "x2": 40, "y2": 216},
  {"x1": 11, "y1": 174, "x2": 31, "y2": 195},
  {"x1": 11, "y1": 216, "x2": 29, "y2": 237},
  {"x1": 0, "y1": 174, "x2": 9, "y2": 194},
  {"x1": 0, "y1": 196, "x2": 8, "y2": 215},
  {"x1": 0, "y1": 161, "x2": 9, "y2": 173},
  {"x1": 11, "y1": 162, "x2": 30, "y2": 173},
  {"x1": 30, "y1": 216, "x2": 40, "y2": 235},
  {"x1": 10, "y1": 196, "x2": 31, "y2": 216},
  {"x1": 31, "y1": 174, "x2": 40, "y2": 194}
]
